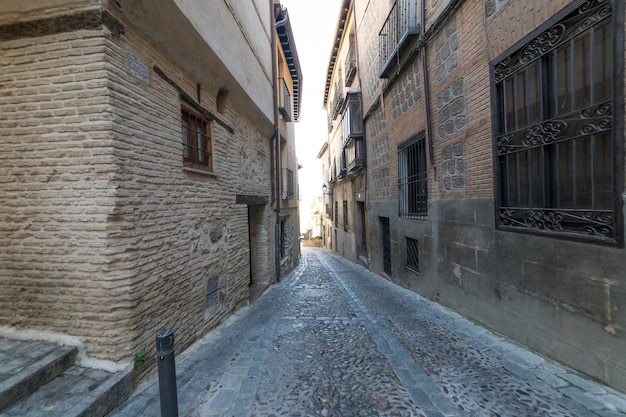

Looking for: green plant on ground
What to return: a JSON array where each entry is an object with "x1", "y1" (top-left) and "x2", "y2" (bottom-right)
[{"x1": 134, "y1": 349, "x2": 147, "y2": 368}]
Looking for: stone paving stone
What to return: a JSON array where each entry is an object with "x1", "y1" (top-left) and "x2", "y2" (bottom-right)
[
  {"x1": 601, "y1": 394, "x2": 626, "y2": 413},
  {"x1": 107, "y1": 248, "x2": 626, "y2": 417},
  {"x1": 530, "y1": 367, "x2": 570, "y2": 388},
  {"x1": 561, "y1": 387, "x2": 612, "y2": 411},
  {"x1": 561, "y1": 372, "x2": 609, "y2": 395}
]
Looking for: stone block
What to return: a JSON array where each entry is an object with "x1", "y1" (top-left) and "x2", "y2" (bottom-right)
[
  {"x1": 523, "y1": 261, "x2": 573, "y2": 306},
  {"x1": 571, "y1": 277, "x2": 608, "y2": 323},
  {"x1": 442, "y1": 199, "x2": 475, "y2": 224},
  {"x1": 474, "y1": 200, "x2": 495, "y2": 227},
  {"x1": 446, "y1": 242, "x2": 478, "y2": 271}
]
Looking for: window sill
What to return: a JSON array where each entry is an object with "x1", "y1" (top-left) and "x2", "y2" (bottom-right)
[
  {"x1": 183, "y1": 166, "x2": 217, "y2": 177},
  {"x1": 406, "y1": 266, "x2": 419, "y2": 276}
]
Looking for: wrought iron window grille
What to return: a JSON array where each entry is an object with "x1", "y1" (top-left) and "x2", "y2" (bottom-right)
[
  {"x1": 491, "y1": 0, "x2": 622, "y2": 245},
  {"x1": 398, "y1": 133, "x2": 428, "y2": 220}
]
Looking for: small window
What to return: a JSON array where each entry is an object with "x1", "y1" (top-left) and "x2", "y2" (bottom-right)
[
  {"x1": 206, "y1": 277, "x2": 219, "y2": 309},
  {"x1": 406, "y1": 237, "x2": 419, "y2": 273},
  {"x1": 334, "y1": 201, "x2": 339, "y2": 227},
  {"x1": 181, "y1": 106, "x2": 212, "y2": 171},
  {"x1": 343, "y1": 201, "x2": 349, "y2": 231}
]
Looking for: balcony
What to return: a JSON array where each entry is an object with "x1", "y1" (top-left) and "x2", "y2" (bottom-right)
[
  {"x1": 338, "y1": 151, "x2": 348, "y2": 179},
  {"x1": 331, "y1": 80, "x2": 344, "y2": 120},
  {"x1": 345, "y1": 137, "x2": 365, "y2": 172},
  {"x1": 379, "y1": 0, "x2": 420, "y2": 78},
  {"x1": 345, "y1": 41, "x2": 357, "y2": 86},
  {"x1": 341, "y1": 92, "x2": 364, "y2": 172},
  {"x1": 341, "y1": 92, "x2": 363, "y2": 147},
  {"x1": 278, "y1": 78, "x2": 292, "y2": 122}
]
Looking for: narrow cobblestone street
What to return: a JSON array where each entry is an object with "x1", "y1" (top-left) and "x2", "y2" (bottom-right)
[{"x1": 109, "y1": 248, "x2": 626, "y2": 417}]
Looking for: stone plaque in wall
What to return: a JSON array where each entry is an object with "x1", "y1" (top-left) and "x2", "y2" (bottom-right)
[
  {"x1": 437, "y1": 76, "x2": 467, "y2": 139},
  {"x1": 129, "y1": 50, "x2": 149, "y2": 83},
  {"x1": 485, "y1": 0, "x2": 509, "y2": 19},
  {"x1": 442, "y1": 141, "x2": 466, "y2": 192},
  {"x1": 435, "y1": 16, "x2": 459, "y2": 84}
]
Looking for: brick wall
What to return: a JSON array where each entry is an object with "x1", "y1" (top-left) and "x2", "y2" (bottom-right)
[
  {"x1": 357, "y1": 0, "x2": 626, "y2": 392},
  {"x1": 0, "y1": 27, "x2": 119, "y2": 356}
]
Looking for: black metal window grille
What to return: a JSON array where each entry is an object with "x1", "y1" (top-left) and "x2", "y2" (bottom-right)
[
  {"x1": 492, "y1": 0, "x2": 622, "y2": 245},
  {"x1": 335, "y1": 201, "x2": 339, "y2": 227},
  {"x1": 206, "y1": 277, "x2": 219, "y2": 309},
  {"x1": 399, "y1": 133, "x2": 428, "y2": 219},
  {"x1": 285, "y1": 168, "x2": 294, "y2": 199},
  {"x1": 181, "y1": 106, "x2": 212, "y2": 171},
  {"x1": 406, "y1": 237, "x2": 419, "y2": 273},
  {"x1": 381, "y1": 217, "x2": 392, "y2": 276},
  {"x1": 343, "y1": 201, "x2": 349, "y2": 231}
]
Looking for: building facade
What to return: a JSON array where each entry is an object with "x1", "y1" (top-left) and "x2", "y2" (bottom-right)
[
  {"x1": 323, "y1": 0, "x2": 625, "y2": 392},
  {"x1": 0, "y1": 0, "x2": 301, "y2": 381},
  {"x1": 275, "y1": 2, "x2": 302, "y2": 276},
  {"x1": 321, "y1": 0, "x2": 368, "y2": 265}
]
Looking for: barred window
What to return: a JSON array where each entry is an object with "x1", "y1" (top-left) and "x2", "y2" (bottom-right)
[
  {"x1": 343, "y1": 201, "x2": 349, "y2": 231},
  {"x1": 181, "y1": 106, "x2": 212, "y2": 171},
  {"x1": 398, "y1": 133, "x2": 428, "y2": 219},
  {"x1": 492, "y1": 0, "x2": 622, "y2": 245},
  {"x1": 406, "y1": 237, "x2": 419, "y2": 273},
  {"x1": 335, "y1": 201, "x2": 339, "y2": 227}
]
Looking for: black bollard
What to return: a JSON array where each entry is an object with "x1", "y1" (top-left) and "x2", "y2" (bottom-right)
[{"x1": 156, "y1": 329, "x2": 179, "y2": 417}]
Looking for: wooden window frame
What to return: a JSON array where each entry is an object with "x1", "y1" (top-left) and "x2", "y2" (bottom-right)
[{"x1": 181, "y1": 105, "x2": 213, "y2": 171}]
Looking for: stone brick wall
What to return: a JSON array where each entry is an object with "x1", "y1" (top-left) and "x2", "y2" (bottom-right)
[
  {"x1": 357, "y1": 0, "x2": 626, "y2": 392},
  {"x1": 0, "y1": 26, "x2": 119, "y2": 356},
  {"x1": 0, "y1": 5, "x2": 276, "y2": 373}
]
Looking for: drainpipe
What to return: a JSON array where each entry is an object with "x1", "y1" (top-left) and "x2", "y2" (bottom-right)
[
  {"x1": 271, "y1": 0, "x2": 282, "y2": 281},
  {"x1": 420, "y1": 0, "x2": 435, "y2": 165}
]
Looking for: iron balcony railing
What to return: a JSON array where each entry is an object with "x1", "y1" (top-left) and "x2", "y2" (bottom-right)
[
  {"x1": 331, "y1": 80, "x2": 344, "y2": 120},
  {"x1": 345, "y1": 41, "x2": 357, "y2": 86},
  {"x1": 379, "y1": 0, "x2": 420, "y2": 78}
]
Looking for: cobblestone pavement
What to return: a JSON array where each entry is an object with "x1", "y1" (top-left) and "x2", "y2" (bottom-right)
[{"x1": 108, "y1": 248, "x2": 626, "y2": 417}]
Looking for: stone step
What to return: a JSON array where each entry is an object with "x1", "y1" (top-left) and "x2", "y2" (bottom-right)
[
  {"x1": 0, "y1": 339, "x2": 77, "y2": 412},
  {"x1": 0, "y1": 338, "x2": 131, "y2": 417},
  {"x1": 0, "y1": 365, "x2": 131, "y2": 417}
]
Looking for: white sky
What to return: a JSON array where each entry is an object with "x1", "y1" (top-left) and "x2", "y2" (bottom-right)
[{"x1": 281, "y1": 0, "x2": 342, "y2": 201}]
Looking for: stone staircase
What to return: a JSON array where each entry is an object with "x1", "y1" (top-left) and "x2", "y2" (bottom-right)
[{"x1": 0, "y1": 338, "x2": 131, "y2": 417}]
